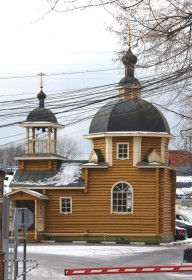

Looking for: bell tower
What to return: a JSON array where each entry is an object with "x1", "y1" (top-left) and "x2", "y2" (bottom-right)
[
  {"x1": 15, "y1": 74, "x2": 65, "y2": 171},
  {"x1": 20, "y1": 73, "x2": 63, "y2": 156}
]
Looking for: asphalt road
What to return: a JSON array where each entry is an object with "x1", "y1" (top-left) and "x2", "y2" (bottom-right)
[{"x1": 17, "y1": 243, "x2": 192, "y2": 280}]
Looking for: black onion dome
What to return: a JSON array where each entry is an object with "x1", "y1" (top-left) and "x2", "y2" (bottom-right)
[
  {"x1": 89, "y1": 98, "x2": 170, "y2": 134},
  {"x1": 26, "y1": 107, "x2": 58, "y2": 123},
  {"x1": 26, "y1": 88, "x2": 58, "y2": 123},
  {"x1": 119, "y1": 48, "x2": 140, "y2": 87},
  {"x1": 37, "y1": 89, "x2": 46, "y2": 102},
  {"x1": 119, "y1": 75, "x2": 140, "y2": 86}
]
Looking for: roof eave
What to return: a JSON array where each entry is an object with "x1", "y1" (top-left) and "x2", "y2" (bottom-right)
[
  {"x1": 14, "y1": 154, "x2": 67, "y2": 160},
  {"x1": 81, "y1": 164, "x2": 108, "y2": 169},
  {"x1": 136, "y1": 165, "x2": 176, "y2": 170},
  {"x1": 10, "y1": 186, "x2": 85, "y2": 190},
  {"x1": 5, "y1": 189, "x2": 50, "y2": 200},
  {"x1": 20, "y1": 122, "x2": 64, "y2": 128},
  {"x1": 84, "y1": 132, "x2": 175, "y2": 139}
]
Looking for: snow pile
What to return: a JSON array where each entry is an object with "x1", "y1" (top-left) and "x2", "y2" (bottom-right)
[{"x1": 46, "y1": 162, "x2": 82, "y2": 186}]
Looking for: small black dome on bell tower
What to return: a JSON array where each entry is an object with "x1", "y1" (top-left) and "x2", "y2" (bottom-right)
[
  {"x1": 26, "y1": 74, "x2": 58, "y2": 123},
  {"x1": 37, "y1": 88, "x2": 46, "y2": 108}
]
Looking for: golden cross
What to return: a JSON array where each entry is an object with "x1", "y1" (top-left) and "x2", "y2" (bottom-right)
[
  {"x1": 127, "y1": 25, "x2": 132, "y2": 48},
  {"x1": 38, "y1": 72, "x2": 45, "y2": 89}
]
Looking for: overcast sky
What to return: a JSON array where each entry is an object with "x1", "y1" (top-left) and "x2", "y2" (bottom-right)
[
  {"x1": 0, "y1": 1, "x2": 119, "y2": 82},
  {"x1": 0, "y1": 1, "x2": 178, "y2": 158},
  {"x1": 0, "y1": 1, "x2": 122, "y2": 157}
]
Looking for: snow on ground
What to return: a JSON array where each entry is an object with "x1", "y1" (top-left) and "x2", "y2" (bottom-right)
[
  {"x1": 18, "y1": 244, "x2": 167, "y2": 258},
  {"x1": 17, "y1": 243, "x2": 192, "y2": 280}
]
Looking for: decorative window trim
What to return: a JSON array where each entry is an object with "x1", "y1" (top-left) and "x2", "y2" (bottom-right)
[
  {"x1": 117, "y1": 143, "x2": 129, "y2": 160},
  {"x1": 111, "y1": 181, "x2": 133, "y2": 214},
  {"x1": 60, "y1": 197, "x2": 72, "y2": 214}
]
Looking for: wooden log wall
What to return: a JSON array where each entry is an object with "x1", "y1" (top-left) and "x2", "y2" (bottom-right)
[
  {"x1": 45, "y1": 134, "x2": 162, "y2": 237},
  {"x1": 43, "y1": 136, "x2": 175, "y2": 239},
  {"x1": 159, "y1": 168, "x2": 175, "y2": 237},
  {"x1": 45, "y1": 166, "x2": 158, "y2": 236},
  {"x1": 18, "y1": 160, "x2": 58, "y2": 171},
  {"x1": 141, "y1": 137, "x2": 161, "y2": 161},
  {"x1": 164, "y1": 139, "x2": 170, "y2": 165}
]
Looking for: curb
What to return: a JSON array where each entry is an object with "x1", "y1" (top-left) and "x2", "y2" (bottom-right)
[{"x1": 40, "y1": 239, "x2": 192, "y2": 246}]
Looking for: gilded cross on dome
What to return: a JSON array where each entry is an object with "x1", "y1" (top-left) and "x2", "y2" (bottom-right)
[
  {"x1": 121, "y1": 26, "x2": 137, "y2": 78},
  {"x1": 37, "y1": 72, "x2": 46, "y2": 108},
  {"x1": 127, "y1": 25, "x2": 132, "y2": 48},
  {"x1": 38, "y1": 72, "x2": 45, "y2": 89}
]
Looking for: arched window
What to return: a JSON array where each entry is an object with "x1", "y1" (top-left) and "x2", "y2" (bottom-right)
[{"x1": 112, "y1": 182, "x2": 133, "y2": 213}]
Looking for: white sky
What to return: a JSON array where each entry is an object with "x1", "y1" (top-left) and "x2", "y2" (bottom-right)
[
  {"x1": 0, "y1": 1, "x2": 178, "y2": 157},
  {"x1": 0, "y1": 1, "x2": 118, "y2": 78},
  {"x1": 0, "y1": 0, "x2": 121, "y2": 156}
]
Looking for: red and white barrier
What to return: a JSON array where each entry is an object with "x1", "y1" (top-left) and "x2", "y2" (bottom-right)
[{"x1": 64, "y1": 265, "x2": 192, "y2": 276}]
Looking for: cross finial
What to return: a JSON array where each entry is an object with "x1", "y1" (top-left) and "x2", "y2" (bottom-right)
[
  {"x1": 38, "y1": 72, "x2": 45, "y2": 89},
  {"x1": 127, "y1": 25, "x2": 132, "y2": 48}
]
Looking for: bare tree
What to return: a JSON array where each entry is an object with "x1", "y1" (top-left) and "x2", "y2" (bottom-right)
[
  {"x1": 44, "y1": 0, "x2": 192, "y2": 145},
  {"x1": 0, "y1": 143, "x2": 25, "y2": 169},
  {"x1": 44, "y1": 1, "x2": 192, "y2": 98},
  {"x1": 57, "y1": 136, "x2": 81, "y2": 159}
]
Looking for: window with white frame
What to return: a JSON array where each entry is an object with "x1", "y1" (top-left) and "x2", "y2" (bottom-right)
[
  {"x1": 60, "y1": 197, "x2": 72, "y2": 214},
  {"x1": 112, "y1": 182, "x2": 133, "y2": 213},
  {"x1": 117, "y1": 143, "x2": 129, "y2": 159}
]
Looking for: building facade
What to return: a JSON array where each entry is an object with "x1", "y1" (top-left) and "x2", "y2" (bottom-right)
[{"x1": 7, "y1": 48, "x2": 176, "y2": 243}]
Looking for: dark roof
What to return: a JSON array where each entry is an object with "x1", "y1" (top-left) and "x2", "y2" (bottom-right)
[
  {"x1": 119, "y1": 76, "x2": 140, "y2": 87},
  {"x1": 136, "y1": 162, "x2": 165, "y2": 168},
  {"x1": 10, "y1": 170, "x2": 57, "y2": 187},
  {"x1": 26, "y1": 88, "x2": 58, "y2": 123},
  {"x1": 10, "y1": 162, "x2": 84, "y2": 188},
  {"x1": 26, "y1": 107, "x2": 58, "y2": 123},
  {"x1": 89, "y1": 98, "x2": 170, "y2": 134}
]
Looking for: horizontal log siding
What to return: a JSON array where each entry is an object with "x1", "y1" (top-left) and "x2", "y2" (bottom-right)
[
  {"x1": 18, "y1": 160, "x2": 57, "y2": 171},
  {"x1": 45, "y1": 166, "x2": 158, "y2": 236},
  {"x1": 43, "y1": 136, "x2": 174, "y2": 238},
  {"x1": 9, "y1": 192, "x2": 38, "y2": 200},
  {"x1": 141, "y1": 137, "x2": 161, "y2": 161},
  {"x1": 171, "y1": 170, "x2": 176, "y2": 233},
  {"x1": 93, "y1": 137, "x2": 106, "y2": 161},
  {"x1": 164, "y1": 139, "x2": 170, "y2": 165},
  {"x1": 159, "y1": 169, "x2": 175, "y2": 236}
]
